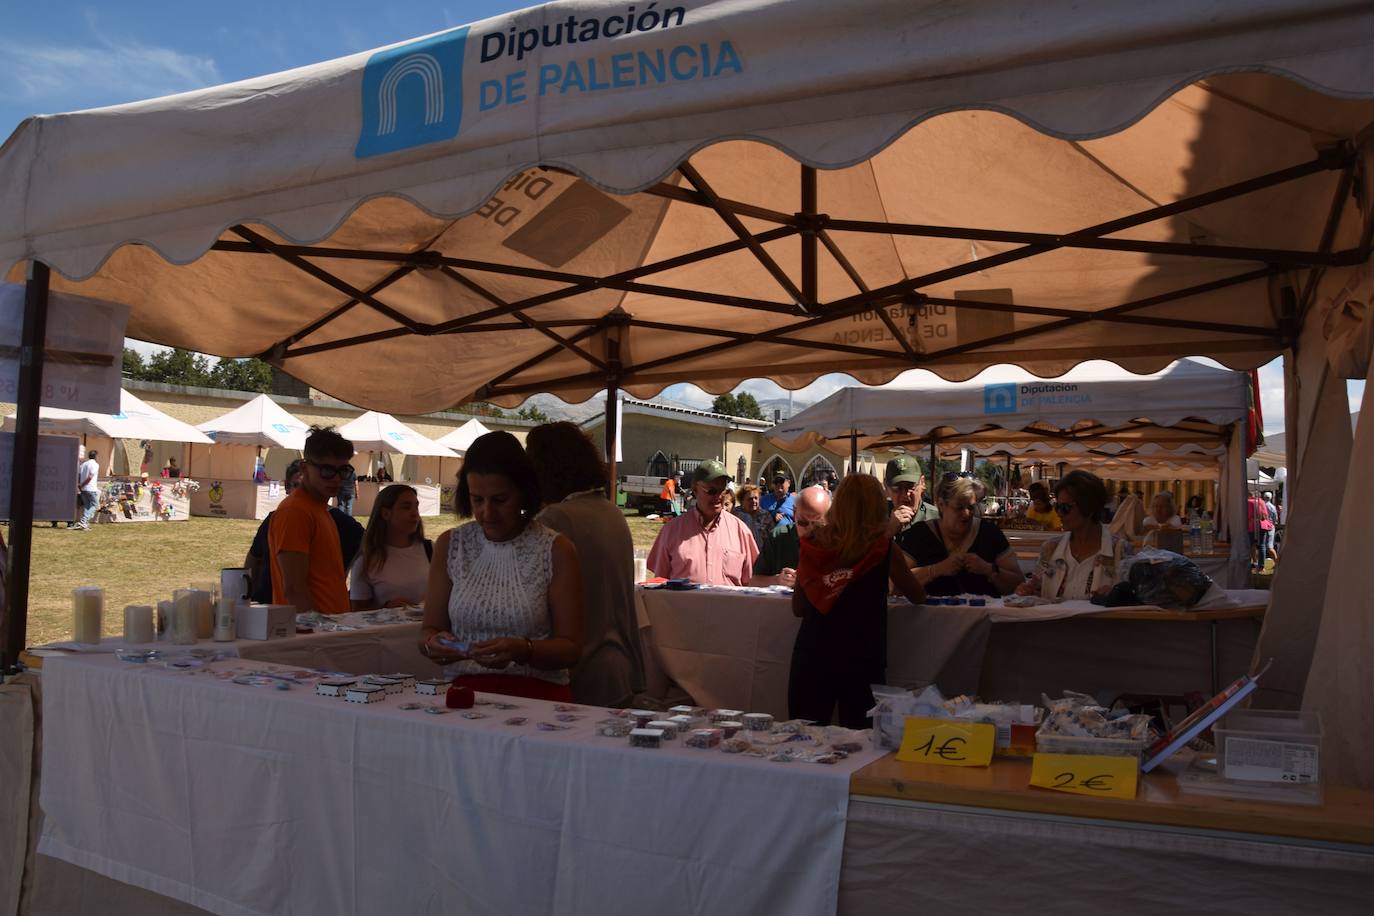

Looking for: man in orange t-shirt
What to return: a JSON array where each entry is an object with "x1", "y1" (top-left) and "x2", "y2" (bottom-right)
[{"x1": 269, "y1": 426, "x2": 354, "y2": 614}]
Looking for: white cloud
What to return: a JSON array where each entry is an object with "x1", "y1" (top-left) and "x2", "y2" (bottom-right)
[{"x1": 0, "y1": 38, "x2": 221, "y2": 110}]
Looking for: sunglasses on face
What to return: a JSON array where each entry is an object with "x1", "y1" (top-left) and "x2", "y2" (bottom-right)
[
  {"x1": 700, "y1": 485, "x2": 727, "y2": 497},
  {"x1": 309, "y1": 460, "x2": 356, "y2": 481},
  {"x1": 1054, "y1": 502, "x2": 1076, "y2": 515}
]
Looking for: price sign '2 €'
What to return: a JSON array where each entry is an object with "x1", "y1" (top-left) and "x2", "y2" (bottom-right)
[
  {"x1": 896, "y1": 717, "x2": 995, "y2": 767},
  {"x1": 1030, "y1": 753, "x2": 1139, "y2": 800}
]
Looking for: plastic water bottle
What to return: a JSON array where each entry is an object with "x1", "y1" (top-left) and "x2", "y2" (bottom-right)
[
  {"x1": 1188, "y1": 510, "x2": 1201, "y2": 555},
  {"x1": 1200, "y1": 512, "x2": 1214, "y2": 554}
]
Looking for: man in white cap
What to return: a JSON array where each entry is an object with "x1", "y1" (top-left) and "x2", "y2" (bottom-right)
[{"x1": 647, "y1": 459, "x2": 759, "y2": 585}]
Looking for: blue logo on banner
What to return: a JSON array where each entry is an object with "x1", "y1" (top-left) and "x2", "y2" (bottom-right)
[
  {"x1": 387, "y1": 431, "x2": 406, "y2": 441},
  {"x1": 271, "y1": 423, "x2": 290, "y2": 433},
  {"x1": 983, "y1": 384, "x2": 1017, "y2": 414},
  {"x1": 356, "y1": 28, "x2": 468, "y2": 159}
]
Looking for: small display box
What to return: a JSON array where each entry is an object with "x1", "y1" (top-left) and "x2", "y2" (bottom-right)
[
  {"x1": 685, "y1": 728, "x2": 723, "y2": 749},
  {"x1": 315, "y1": 677, "x2": 356, "y2": 698},
  {"x1": 742, "y1": 713, "x2": 774, "y2": 732},
  {"x1": 668, "y1": 714, "x2": 700, "y2": 734},
  {"x1": 630, "y1": 727, "x2": 666, "y2": 749},
  {"x1": 628, "y1": 709, "x2": 657, "y2": 728},
  {"x1": 363, "y1": 675, "x2": 405, "y2": 696},
  {"x1": 345, "y1": 684, "x2": 386, "y2": 704},
  {"x1": 710, "y1": 708, "x2": 744, "y2": 724},
  {"x1": 669, "y1": 705, "x2": 706, "y2": 719},
  {"x1": 415, "y1": 678, "x2": 451, "y2": 696},
  {"x1": 1177, "y1": 709, "x2": 1325, "y2": 806},
  {"x1": 382, "y1": 672, "x2": 418, "y2": 690},
  {"x1": 647, "y1": 719, "x2": 680, "y2": 740}
]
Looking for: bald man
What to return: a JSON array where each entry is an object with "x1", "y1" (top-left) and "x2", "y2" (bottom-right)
[{"x1": 755, "y1": 485, "x2": 831, "y2": 587}]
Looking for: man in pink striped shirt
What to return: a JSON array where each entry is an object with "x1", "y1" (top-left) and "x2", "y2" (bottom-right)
[{"x1": 647, "y1": 460, "x2": 759, "y2": 585}]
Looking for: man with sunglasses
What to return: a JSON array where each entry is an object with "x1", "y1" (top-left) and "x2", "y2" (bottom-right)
[
  {"x1": 243, "y1": 457, "x2": 364, "y2": 605},
  {"x1": 267, "y1": 426, "x2": 357, "y2": 614},
  {"x1": 647, "y1": 459, "x2": 759, "y2": 586},
  {"x1": 754, "y1": 485, "x2": 830, "y2": 587}
]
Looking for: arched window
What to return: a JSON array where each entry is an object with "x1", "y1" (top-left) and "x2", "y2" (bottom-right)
[
  {"x1": 646, "y1": 450, "x2": 672, "y2": 478},
  {"x1": 800, "y1": 455, "x2": 838, "y2": 489},
  {"x1": 757, "y1": 453, "x2": 796, "y2": 486}
]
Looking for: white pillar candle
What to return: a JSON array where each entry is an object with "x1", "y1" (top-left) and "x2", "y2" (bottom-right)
[
  {"x1": 72, "y1": 587, "x2": 104, "y2": 644},
  {"x1": 213, "y1": 597, "x2": 238, "y2": 642},
  {"x1": 123, "y1": 605, "x2": 155, "y2": 644},
  {"x1": 171, "y1": 590, "x2": 199, "y2": 645},
  {"x1": 633, "y1": 557, "x2": 648, "y2": 583}
]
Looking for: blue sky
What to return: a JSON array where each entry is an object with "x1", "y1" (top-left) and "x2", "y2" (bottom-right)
[{"x1": 1, "y1": 2, "x2": 1361, "y2": 432}]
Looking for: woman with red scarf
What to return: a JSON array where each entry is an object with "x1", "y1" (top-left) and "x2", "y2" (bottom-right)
[{"x1": 789, "y1": 474, "x2": 926, "y2": 728}]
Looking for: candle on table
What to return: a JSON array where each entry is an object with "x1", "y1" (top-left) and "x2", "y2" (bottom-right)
[
  {"x1": 171, "y1": 590, "x2": 199, "y2": 645},
  {"x1": 123, "y1": 605, "x2": 155, "y2": 644},
  {"x1": 72, "y1": 587, "x2": 104, "y2": 644}
]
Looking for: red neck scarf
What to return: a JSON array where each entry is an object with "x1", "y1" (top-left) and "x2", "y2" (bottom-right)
[{"x1": 798, "y1": 535, "x2": 890, "y2": 614}]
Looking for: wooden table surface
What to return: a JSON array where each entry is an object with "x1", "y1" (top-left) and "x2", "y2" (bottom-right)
[{"x1": 849, "y1": 753, "x2": 1374, "y2": 847}]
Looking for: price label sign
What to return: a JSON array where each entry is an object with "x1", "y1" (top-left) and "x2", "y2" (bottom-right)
[
  {"x1": 1030, "y1": 753, "x2": 1139, "y2": 799},
  {"x1": 896, "y1": 717, "x2": 994, "y2": 767}
]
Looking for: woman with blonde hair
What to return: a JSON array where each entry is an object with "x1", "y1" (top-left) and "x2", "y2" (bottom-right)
[
  {"x1": 350, "y1": 484, "x2": 432, "y2": 610},
  {"x1": 788, "y1": 474, "x2": 925, "y2": 727},
  {"x1": 900, "y1": 475, "x2": 1023, "y2": 596}
]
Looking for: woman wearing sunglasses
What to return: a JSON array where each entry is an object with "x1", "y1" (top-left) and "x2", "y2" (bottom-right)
[{"x1": 1017, "y1": 470, "x2": 1132, "y2": 599}]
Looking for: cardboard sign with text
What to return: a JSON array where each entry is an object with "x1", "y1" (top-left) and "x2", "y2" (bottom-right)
[
  {"x1": 0, "y1": 432, "x2": 79, "y2": 521},
  {"x1": 896, "y1": 716, "x2": 995, "y2": 767},
  {"x1": 0, "y1": 284, "x2": 128, "y2": 414},
  {"x1": 1030, "y1": 753, "x2": 1139, "y2": 799}
]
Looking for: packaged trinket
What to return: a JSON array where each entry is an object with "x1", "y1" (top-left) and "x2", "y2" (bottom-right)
[
  {"x1": 415, "y1": 678, "x2": 451, "y2": 696},
  {"x1": 669, "y1": 714, "x2": 703, "y2": 733},
  {"x1": 669, "y1": 705, "x2": 706, "y2": 718},
  {"x1": 743, "y1": 713, "x2": 774, "y2": 732},
  {"x1": 504, "y1": 716, "x2": 528, "y2": 726},
  {"x1": 647, "y1": 719, "x2": 680, "y2": 739},
  {"x1": 685, "y1": 728, "x2": 723, "y2": 749},
  {"x1": 382, "y1": 672, "x2": 417, "y2": 689},
  {"x1": 554, "y1": 713, "x2": 582, "y2": 722},
  {"x1": 628, "y1": 709, "x2": 657, "y2": 728},
  {"x1": 345, "y1": 684, "x2": 385, "y2": 704},
  {"x1": 553, "y1": 704, "x2": 581, "y2": 713},
  {"x1": 315, "y1": 677, "x2": 356, "y2": 697},
  {"x1": 718, "y1": 720, "x2": 744, "y2": 738},
  {"x1": 629, "y1": 728, "x2": 665, "y2": 748},
  {"x1": 460, "y1": 711, "x2": 486, "y2": 719},
  {"x1": 710, "y1": 708, "x2": 745, "y2": 723},
  {"x1": 537, "y1": 722, "x2": 572, "y2": 731},
  {"x1": 720, "y1": 736, "x2": 754, "y2": 754},
  {"x1": 598, "y1": 719, "x2": 633, "y2": 737}
]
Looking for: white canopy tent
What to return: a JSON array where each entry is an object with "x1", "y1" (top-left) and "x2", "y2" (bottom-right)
[
  {"x1": 768, "y1": 359, "x2": 1251, "y2": 582},
  {"x1": 195, "y1": 394, "x2": 310, "y2": 450},
  {"x1": 0, "y1": 0, "x2": 1371, "y2": 785},
  {"x1": 435, "y1": 418, "x2": 494, "y2": 454},
  {"x1": 335, "y1": 411, "x2": 458, "y2": 458},
  {"x1": 7, "y1": 388, "x2": 213, "y2": 446}
]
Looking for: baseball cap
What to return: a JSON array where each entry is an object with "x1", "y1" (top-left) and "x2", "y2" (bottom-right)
[
  {"x1": 885, "y1": 455, "x2": 922, "y2": 486},
  {"x1": 692, "y1": 459, "x2": 730, "y2": 484}
]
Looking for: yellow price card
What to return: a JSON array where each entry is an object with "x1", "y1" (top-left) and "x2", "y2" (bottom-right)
[
  {"x1": 896, "y1": 717, "x2": 995, "y2": 767},
  {"x1": 1030, "y1": 753, "x2": 1139, "y2": 799}
]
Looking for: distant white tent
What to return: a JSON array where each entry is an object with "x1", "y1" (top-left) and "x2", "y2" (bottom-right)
[
  {"x1": 196, "y1": 394, "x2": 310, "y2": 450},
  {"x1": 435, "y1": 418, "x2": 493, "y2": 455},
  {"x1": 8, "y1": 388, "x2": 212, "y2": 444},
  {"x1": 336, "y1": 411, "x2": 457, "y2": 457}
]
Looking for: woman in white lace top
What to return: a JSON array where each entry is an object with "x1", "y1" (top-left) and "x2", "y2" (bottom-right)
[{"x1": 420, "y1": 431, "x2": 584, "y2": 701}]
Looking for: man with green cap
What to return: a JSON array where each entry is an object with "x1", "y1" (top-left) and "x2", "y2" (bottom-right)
[
  {"x1": 646, "y1": 459, "x2": 759, "y2": 585},
  {"x1": 884, "y1": 456, "x2": 938, "y2": 544}
]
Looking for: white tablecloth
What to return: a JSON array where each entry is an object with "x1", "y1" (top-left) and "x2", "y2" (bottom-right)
[{"x1": 38, "y1": 653, "x2": 885, "y2": 916}]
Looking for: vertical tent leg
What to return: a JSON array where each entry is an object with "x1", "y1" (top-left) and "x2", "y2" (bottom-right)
[
  {"x1": 605, "y1": 381, "x2": 619, "y2": 498},
  {"x1": 3, "y1": 262, "x2": 51, "y2": 677},
  {"x1": 850, "y1": 431, "x2": 858, "y2": 478}
]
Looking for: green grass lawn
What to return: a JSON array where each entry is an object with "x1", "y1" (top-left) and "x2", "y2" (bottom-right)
[{"x1": 12, "y1": 509, "x2": 667, "y2": 646}]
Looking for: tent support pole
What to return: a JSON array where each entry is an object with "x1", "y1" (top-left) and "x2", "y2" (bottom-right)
[
  {"x1": 3, "y1": 262, "x2": 50, "y2": 678},
  {"x1": 605, "y1": 381, "x2": 619, "y2": 498},
  {"x1": 850, "y1": 431, "x2": 858, "y2": 478}
]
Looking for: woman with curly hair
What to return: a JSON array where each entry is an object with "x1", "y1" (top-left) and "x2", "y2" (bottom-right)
[
  {"x1": 789, "y1": 474, "x2": 925, "y2": 728},
  {"x1": 1018, "y1": 470, "x2": 1132, "y2": 599},
  {"x1": 525, "y1": 421, "x2": 645, "y2": 707}
]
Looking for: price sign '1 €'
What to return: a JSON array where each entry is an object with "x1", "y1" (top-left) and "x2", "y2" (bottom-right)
[
  {"x1": 1030, "y1": 753, "x2": 1139, "y2": 800},
  {"x1": 896, "y1": 717, "x2": 995, "y2": 767}
]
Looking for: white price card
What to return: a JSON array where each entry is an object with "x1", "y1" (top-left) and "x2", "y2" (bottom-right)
[
  {"x1": 0, "y1": 283, "x2": 128, "y2": 414},
  {"x1": 0, "y1": 432, "x2": 80, "y2": 521}
]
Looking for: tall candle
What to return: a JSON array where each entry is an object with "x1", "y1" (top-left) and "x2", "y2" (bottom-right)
[
  {"x1": 72, "y1": 587, "x2": 104, "y2": 644},
  {"x1": 171, "y1": 590, "x2": 199, "y2": 645},
  {"x1": 123, "y1": 605, "x2": 155, "y2": 644},
  {"x1": 156, "y1": 600, "x2": 174, "y2": 641},
  {"x1": 213, "y1": 597, "x2": 238, "y2": 642},
  {"x1": 192, "y1": 587, "x2": 212, "y2": 637}
]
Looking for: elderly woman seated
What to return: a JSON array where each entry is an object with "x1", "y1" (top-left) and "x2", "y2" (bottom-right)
[
  {"x1": 1017, "y1": 470, "x2": 1132, "y2": 600},
  {"x1": 1140, "y1": 489, "x2": 1184, "y2": 544},
  {"x1": 899, "y1": 475, "x2": 1023, "y2": 597}
]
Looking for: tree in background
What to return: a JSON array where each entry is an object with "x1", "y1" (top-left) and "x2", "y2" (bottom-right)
[
  {"x1": 123, "y1": 347, "x2": 273, "y2": 393},
  {"x1": 516, "y1": 404, "x2": 550, "y2": 422},
  {"x1": 710, "y1": 392, "x2": 767, "y2": 420},
  {"x1": 455, "y1": 401, "x2": 507, "y2": 418},
  {"x1": 208, "y1": 358, "x2": 274, "y2": 393}
]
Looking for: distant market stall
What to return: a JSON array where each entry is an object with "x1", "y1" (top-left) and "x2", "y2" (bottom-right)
[
  {"x1": 336, "y1": 411, "x2": 457, "y2": 515},
  {"x1": 188, "y1": 393, "x2": 311, "y2": 519}
]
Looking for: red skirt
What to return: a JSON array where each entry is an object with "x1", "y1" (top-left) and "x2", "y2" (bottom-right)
[{"x1": 454, "y1": 674, "x2": 573, "y2": 703}]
